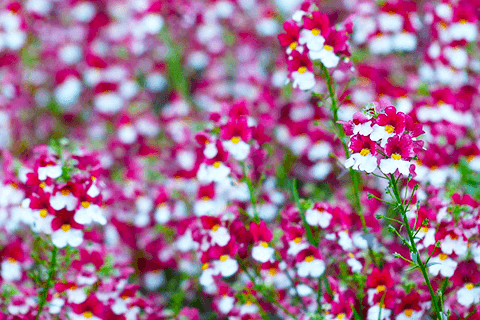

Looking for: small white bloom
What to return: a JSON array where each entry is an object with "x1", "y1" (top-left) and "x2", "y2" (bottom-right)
[
  {"x1": 379, "y1": 158, "x2": 411, "y2": 176},
  {"x1": 305, "y1": 207, "x2": 332, "y2": 228},
  {"x1": 291, "y1": 70, "x2": 316, "y2": 91},
  {"x1": 345, "y1": 152, "x2": 377, "y2": 173},
  {"x1": 51, "y1": 227, "x2": 83, "y2": 248},
  {"x1": 297, "y1": 257, "x2": 325, "y2": 277},
  {"x1": 428, "y1": 254, "x2": 457, "y2": 277},
  {"x1": 252, "y1": 243, "x2": 275, "y2": 263},
  {"x1": 222, "y1": 139, "x2": 250, "y2": 161},
  {"x1": 38, "y1": 165, "x2": 62, "y2": 181}
]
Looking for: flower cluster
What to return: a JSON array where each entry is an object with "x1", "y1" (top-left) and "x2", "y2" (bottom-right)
[
  {"x1": 279, "y1": 3, "x2": 351, "y2": 90},
  {"x1": 343, "y1": 101, "x2": 424, "y2": 177}
]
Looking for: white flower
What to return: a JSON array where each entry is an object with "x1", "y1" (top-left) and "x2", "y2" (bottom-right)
[
  {"x1": 305, "y1": 207, "x2": 332, "y2": 228},
  {"x1": 378, "y1": 12, "x2": 404, "y2": 33},
  {"x1": 74, "y1": 201, "x2": 106, "y2": 225},
  {"x1": 309, "y1": 45, "x2": 340, "y2": 68},
  {"x1": 1, "y1": 258, "x2": 22, "y2": 281},
  {"x1": 199, "y1": 266, "x2": 216, "y2": 286},
  {"x1": 197, "y1": 162, "x2": 231, "y2": 183},
  {"x1": 204, "y1": 142, "x2": 218, "y2": 159},
  {"x1": 48, "y1": 297, "x2": 65, "y2": 314},
  {"x1": 440, "y1": 235, "x2": 467, "y2": 256},
  {"x1": 370, "y1": 124, "x2": 394, "y2": 146},
  {"x1": 209, "y1": 226, "x2": 230, "y2": 247},
  {"x1": 428, "y1": 254, "x2": 458, "y2": 277},
  {"x1": 369, "y1": 34, "x2": 392, "y2": 55},
  {"x1": 154, "y1": 204, "x2": 171, "y2": 224},
  {"x1": 299, "y1": 29, "x2": 325, "y2": 51},
  {"x1": 396, "y1": 310, "x2": 423, "y2": 320},
  {"x1": 218, "y1": 296, "x2": 235, "y2": 314},
  {"x1": 67, "y1": 287, "x2": 87, "y2": 304},
  {"x1": 222, "y1": 139, "x2": 250, "y2": 161},
  {"x1": 297, "y1": 256, "x2": 325, "y2": 277},
  {"x1": 310, "y1": 161, "x2": 332, "y2": 180},
  {"x1": 379, "y1": 157, "x2": 411, "y2": 176},
  {"x1": 215, "y1": 255, "x2": 238, "y2": 277},
  {"x1": 449, "y1": 22, "x2": 477, "y2": 42},
  {"x1": 51, "y1": 227, "x2": 83, "y2": 248},
  {"x1": 252, "y1": 242, "x2": 275, "y2": 263},
  {"x1": 456, "y1": 284, "x2": 480, "y2": 306},
  {"x1": 287, "y1": 239, "x2": 308, "y2": 256},
  {"x1": 291, "y1": 69, "x2": 316, "y2": 91},
  {"x1": 50, "y1": 190, "x2": 78, "y2": 211},
  {"x1": 338, "y1": 230, "x2": 353, "y2": 251},
  {"x1": 345, "y1": 152, "x2": 378, "y2": 173},
  {"x1": 347, "y1": 256, "x2": 363, "y2": 273},
  {"x1": 37, "y1": 165, "x2": 62, "y2": 181},
  {"x1": 87, "y1": 183, "x2": 100, "y2": 198},
  {"x1": 367, "y1": 304, "x2": 391, "y2": 320}
]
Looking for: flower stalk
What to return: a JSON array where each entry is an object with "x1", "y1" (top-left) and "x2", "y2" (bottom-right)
[{"x1": 35, "y1": 246, "x2": 58, "y2": 320}]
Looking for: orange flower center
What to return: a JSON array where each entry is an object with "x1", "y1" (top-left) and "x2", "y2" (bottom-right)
[
  {"x1": 404, "y1": 309, "x2": 413, "y2": 317},
  {"x1": 385, "y1": 124, "x2": 395, "y2": 133},
  {"x1": 298, "y1": 66, "x2": 307, "y2": 74},
  {"x1": 211, "y1": 224, "x2": 220, "y2": 232},
  {"x1": 376, "y1": 285, "x2": 385, "y2": 293},
  {"x1": 84, "y1": 311, "x2": 93, "y2": 318},
  {"x1": 61, "y1": 189, "x2": 70, "y2": 196},
  {"x1": 81, "y1": 201, "x2": 90, "y2": 208},
  {"x1": 61, "y1": 224, "x2": 71, "y2": 232},
  {"x1": 439, "y1": 253, "x2": 448, "y2": 261},
  {"x1": 305, "y1": 255, "x2": 314, "y2": 263}
]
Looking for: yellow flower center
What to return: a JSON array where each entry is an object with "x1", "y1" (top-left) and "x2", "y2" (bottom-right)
[
  {"x1": 202, "y1": 263, "x2": 209, "y2": 270},
  {"x1": 121, "y1": 295, "x2": 129, "y2": 300},
  {"x1": 360, "y1": 148, "x2": 370, "y2": 156},
  {"x1": 39, "y1": 182, "x2": 46, "y2": 189},
  {"x1": 311, "y1": 28, "x2": 320, "y2": 35},
  {"x1": 421, "y1": 227, "x2": 429, "y2": 233},
  {"x1": 439, "y1": 253, "x2": 448, "y2": 261},
  {"x1": 231, "y1": 136, "x2": 241, "y2": 144},
  {"x1": 337, "y1": 313, "x2": 345, "y2": 319},
  {"x1": 404, "y1": 309, "x2": 413, "y2": 317},
  {"x1": 260, "y1": 241, "x2": 269, "y2": 248},
  {"x1": 81, "y1": 201, "x2": 90, "y2": 208},
  {"x1": 317, "y1": 207, "x2": 325, "y2": 212},
  {"x1": 213, "y1": 161, "x2": 221, "y2": 168},
  {"x1": 269, "y1": 268, "x2": 277, "y2": 276},
  {"x1": 61, "y1": 189, "x2": 70, "y2": 196},
  {"x1": 40, "y1": 209, "x2": 48, "y2": 218},
  {"x1": 305, "y1": 255, "x2": 314, "y2": 263},
  {"x1": 8, "y1": 257, "x2": 16, "y2": 263},
  {"x1": 290, "y1": 42, "x2": 297, "y2": 50},
  {"x1": 211, "y1": 224, "x2": 220, "y2": 231},
  {"x1": 392, "y1": 153, "x2": 401, "y2": 160},
  {"x1": 298, "y1": 66, "x2": 307, "y2": 74},
  {"x1": 11, "y1": 183, "x2": 18, "y2": 188},
  {"x1": 466, "y1": 283, "x2": 474, "y2": 290},
  {"x1": 61, "y1": 224, "x2": 71, "y2": 232},
  {"x1": 467, "y1": 154, "x2": 475, "y2": 162},
  {"x1": 376, "y1": 285, "x2": 385, "y2": 293},
  {"x1": 431, "y1": 165, "x2": 438, "y2": 171},
  {"x1": 348, "y1": 253, "x2": 354, "y2": 258},
  {"x1": 84, "y1": 311, "x2": 93, "y2": 318},
  {"x1": 385, "y1": 124, "x2": 395, "y2": 133},
  {"x1": 220, "y1": 255, "x2": 229, "y2": 262},
  {"x1": 459, "y1": 19, "x2": 467, "y2": 24},
  {"x1": 324, "y1": 45, "x2": 333, "y2": 51},
  {"x1": 294, "y1": 237, "x2": 302, "y2": 244}
]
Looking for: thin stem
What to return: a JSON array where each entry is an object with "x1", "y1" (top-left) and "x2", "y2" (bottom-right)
[
  {"x1": 321, "y1": 65, "x2": 368, "y2": 234},
  {"x1": 236, "y1": 257, "x2": 297, "y2": 319},
  {"x1": 242, "y1": 161, "x2": 259, "y2": 222},
  {"x1": 389, "y1": 175, "x2": 443, "y2": 320},
  {"x1": 36, "y1": 246, "x2": 58, "y2": 320},
  {"x1": 292, "y1": 179, "x2": 316, "y2": 246}
]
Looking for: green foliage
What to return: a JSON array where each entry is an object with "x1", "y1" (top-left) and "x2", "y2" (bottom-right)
[{"x1": 458, "y1": 157, "x2": 480, "y2": 200}]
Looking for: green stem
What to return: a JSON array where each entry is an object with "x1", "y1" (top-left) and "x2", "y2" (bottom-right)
[
  {"x1": 321, "y1": 65, "x2": 368, "y2": 234},
  {"x1": 389, "y1": 175, "x2": 443, "y2": 320},
  {"x1": 242, "y1": 162, "x2": 260, "y2": 223},
  {"x1": 292, "y1": 179, "x2": 316, "y2": 246},
  {"x1": 36, "y1": 246, "x2": 58, "y2": 320}
]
